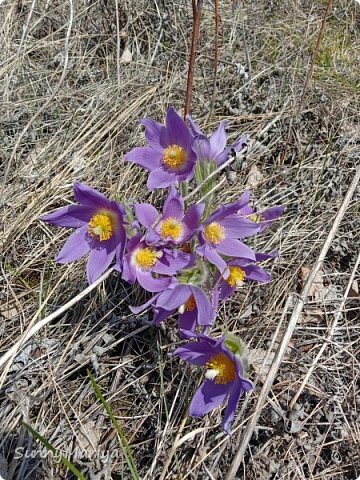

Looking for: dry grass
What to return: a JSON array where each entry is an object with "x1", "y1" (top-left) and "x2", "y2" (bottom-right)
[{"x1": 1, "y1": 0, "x2": 359, "y2": 479}]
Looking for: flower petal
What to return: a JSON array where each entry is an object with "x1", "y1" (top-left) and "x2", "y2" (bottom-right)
[
  {"x1": 220, "y1": 216, "x2": 260, "y2": 238},
  {"x1": 125, "y1": 146, "x2": 161, "y2": 171},
  {"x1": 73, "y1": 182, "x2": 109, "y2": 208},
  {"x1": 221, "y1": 380, "x2": 242, "y2": 435},
  {"x1": 129, "y1": 293, "x2": 160, "y2": 314},
  {"x1": 134, "y1": 203, "x2": 159, "y2": 228},
  {"x1": 230, "y1": 133, "x2": 248, "y2": 153},
  {"x1": 183, "y1": 203, "x2": 205, "y2": 231},
  {"x1": 217, "y1": 239, "x2": 256, "y2": 261},
  {"x1": 201, "y1": 245, "x2": 229, "y2": 277},
  {"x1": 87, "y1": 246, "x2": 115, "y2": 284},
  {"x1": 190, "y1": 286, "x2": 215, "y2": 326},
  {"x1": 41, "y1": 205, "x2": 96, "y2": 228},
  {"x1": 163, "y1": 185, "x2": 184, "y2": 219},
  {"x1": 136, "y1": 270, "x2": 171, "y2": 293},
  {"x1": 56, "y1": 226, "x2": 90, "y2": 263},
  {"x1": 209, "y1": 120, "x2": 228, "y2": 154},
  {"x1": 156, "y1": 284, "x2": 191, "y2": 310},
  {"x1": 140, "y1": 118, "x2": 168, "y2": 153},
  {"x1": 178, "y1": 310, "x2": 197, "y2": 334},
  {"x1": 166, "y1": 107, "x2": 192, "y2": 148},
  {"x1": 189, "y1": 380, "x2": 229, "y2": 417},
  {"x1": 147, "y1": 168, "x2": 175, "y2": 191},
  {"x1": 174, "y1": 341, "x2": 215, "y2": 366}
]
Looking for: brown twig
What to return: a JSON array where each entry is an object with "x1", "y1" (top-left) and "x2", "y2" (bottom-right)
[
  {"x1": 209, "y1": 0, "x2": 220, "y2": 119},
  {"x1": 184, "y1": 0, "x2": 203, "y2": 118}
]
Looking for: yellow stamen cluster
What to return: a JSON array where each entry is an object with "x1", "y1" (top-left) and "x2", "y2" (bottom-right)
[
  {"x1": 163, "y1": 144, "x2": 186, "y2": 171},
  {"x1": 134, "y1": 248, "x2": 158, "y2": 271},
  {"x1": 206, "y1": 353, "x2": 236, "y2": 385},
  {"x1": 88, "y1": 213, "x2": 113, "y2": 241},
  {"x1": 226, "y1": 266, "x2": 246, "y2": 287},
  {"x1": 248, "y1": 213, "x2": 263, "y2": 223},
  {"x1": 185, "y1": 294, "x2": 196, "y2": 312},
  {"x1": 160, "y1": 217, "x2": 183, "y2": 241},
  {"x1": 204, "y1": 222, "x2": 225, "y2": 245}
]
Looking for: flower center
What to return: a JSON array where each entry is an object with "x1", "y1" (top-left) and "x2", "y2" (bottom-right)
[
  {"x1": 134, "y1": 248, "x2": 159, "y2": 271},
  {"x1": 160, "y1": 217, "x2": 184, "y2": 241},
  {"x1": 88, "y1": 213, "x2": 113, "y2": 241},
  {"x1": 226, "y1": 266, "x2": 246, "y2": 287},
  {"x1": 163, "y1": 144, "x2": 187, "y2": 171},
  {"x1": 204, "y1": 222, "x2": 225, "y2": 245},
  {"x1": 185, "y1": 294, "x2": 196, "y2": 312},
  {"x1": 205, "y1": 353, "x2": 236, "y2": 385},
  {"x1": 248, "y1": 213, "x2": 263, "y2": 223}
]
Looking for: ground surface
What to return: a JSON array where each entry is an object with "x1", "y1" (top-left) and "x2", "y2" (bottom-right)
[{"x1": 0, "y1": 0, "x2": 360, "y2": 479}]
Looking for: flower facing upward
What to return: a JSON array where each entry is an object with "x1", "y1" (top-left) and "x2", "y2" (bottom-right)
[
  {"x1": 125, "y1": 107, "x2": 196, "y2": 190},
  {"x1": 134, "y1": 185, "x2": 204, "y2": 245},
  {"x1": 121, "y1": 233, "x2": 194, "y2": 292},
  {"x1": 41, "y1": 182, "x2": 126, "y2": 284},
  {"x1": 174, "y1": 333, "x2": 253, "y2": 434},
  {"x1": 197, "y1": 191, "x2": 260, "y2": 277}
]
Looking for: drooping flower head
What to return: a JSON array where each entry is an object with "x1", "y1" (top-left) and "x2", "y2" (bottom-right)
[
  {"x1": 130, "y1": 281, "x2": 216, "y2": 336},
  {"x1": 121, "y1": 233, "x2": 194, "y2": 292},
  {"x1": 187, "y1": 116, "x2": 248, "y2": 166},
  {"x1": 197, "y1": 191, "x2": 260, "y2": 277},
  {"x1": 134, "y1": 185, "x2": 204, "y2": 246},
  {"x1": 41, "y1": 182, "x2": 126, "y2": 284},
  {"x1": 125, "y1": 108, "x2": 196, "y2": 190},
  {"x1": 174, "y1": 333, "x2": 253, "y2": 434}
]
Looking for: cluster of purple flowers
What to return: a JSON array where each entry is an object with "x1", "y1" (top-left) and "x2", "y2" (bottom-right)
[{"x1": 42, "y1": 108, "x2": 283, "y2": 434}]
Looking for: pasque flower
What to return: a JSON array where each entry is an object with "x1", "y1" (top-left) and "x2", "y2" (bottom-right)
[
  {"x1": 130, "y1": 280, "x2": 216, "y2": 334},
  {"x1": 216, "y1": 258, "x2": 272, "y2": 302},
  {"x1": 41, "y1": 182, "x2": 126, "y2": 284},
  {"x1": 134, "y1": 185, "x2": 204, "y2": 245},
  {"x1": 187, "y1": 116, "x2": 248, "y2": 166},
  {"x1": 197, "y1": 191, "x2": 260, "y2": 277},
  {"x1": 238, "y1": 203, "x2": 284, "y2": 233},
  {"x1": 121, "y1": 233, "x2": 194, "y2": 292},
  {"x1": 125, "y1": 108, "x2": 196, "y2": 190},
  {"x1": 174, "y1": 333, "x2": 253, "y2": 434}
]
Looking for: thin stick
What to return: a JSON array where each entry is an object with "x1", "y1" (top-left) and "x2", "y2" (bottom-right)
[
  {"x1": 184, "y1": 0, "x2": 203, "y2": 118},
  {"x1": 297, "y1": 0, "x2": 333, "y2": 114},
  {"x1": 208, "y1": 0, "x2": 220, "y2": 119},
  {"x1": 289, "y1": 250, "x2": 360, "y2": 410},
  {"x1": 0, "y1": 268, "x2": 113, "y2": 377},
  {"x1": 225, "y1": 166, "x2": 360, "y2": 480}
]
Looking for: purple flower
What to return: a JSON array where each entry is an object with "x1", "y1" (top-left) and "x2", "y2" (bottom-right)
[
  {"x1": 238, "y1": 204, "x2": 284, "y2": 233},
  {"x1": 174, "y1": 333, "x2": 253, "y2": 434},
  {"x1": 216, "y1": 258, "x2": 272, "y2": 302},
  {"x1": 130, "y1": 281, "x2": 217, "y2": 334},
  {"x1": 125, "y1": 108, "x2": 196, "y2": 190},
  {"x1": 187, "y1": 116, "x2": 248, "y2": 166},
  {"x1": 196, "y1": 191, "x2": 260, "y2": 277},
  {"x1": 41, "y1": 182, "x2": 126, "y2": 284},
  {"x1": 134, "y1": 185, "x2": 204, "y2": 245},
  {"x1": 121, "y1": 233, "x2": 193, "y2": 292}
]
